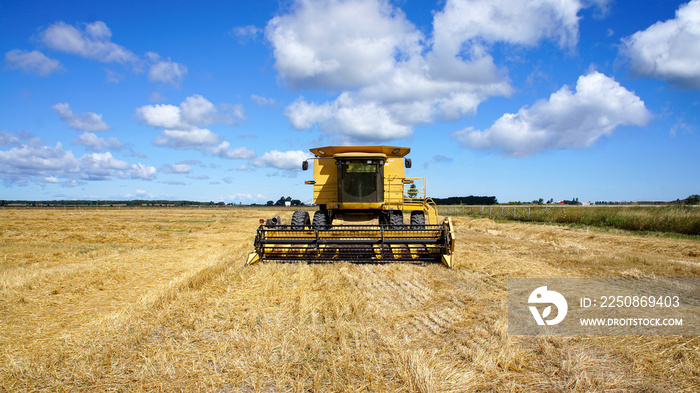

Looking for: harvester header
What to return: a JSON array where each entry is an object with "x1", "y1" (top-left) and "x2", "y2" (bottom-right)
[{"x1": 247, "y1": 145, "x2": 455, "y2": 267}]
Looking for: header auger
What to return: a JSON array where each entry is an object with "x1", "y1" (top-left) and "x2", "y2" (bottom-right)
[{"x1": 246, "y1": 146, "x2": 455, "y2": 267}]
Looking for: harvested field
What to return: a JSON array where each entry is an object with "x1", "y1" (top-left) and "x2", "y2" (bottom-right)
[{"x1": 1, "y1": 208, "x2": 699, "y2": 391}]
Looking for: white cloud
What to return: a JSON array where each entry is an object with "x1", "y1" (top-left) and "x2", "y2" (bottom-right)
[
  {"x1": 136, "y1": 103, "x2": 183, "y2": 129},
  {"x1": 78, "y1": 152, "x2": 130, "y2": 180},
  {"x1": 180, "y1": 95, "x2": 244, "y2": 125},
  {"x1": 153, "y1": 128, "x2": 222, "y2": 150},
  {"x1": 254, "y1": 150, "x2": 313, "y2": 170},
  {"x1": 285, "y1": 99, "x2": 333, "y2": 130},
  {"x1": 268, "y1": 0, "x2": 592, "y2": 142},
  {"x1": 53, "y1": 103, "x2": 111, "y2": 131},
  {"x1": 286, "y1": 96, "x2": 413, "y2": 140},
  {"x1": 179, "y1": 94, "x2": 217, "y2": 125},
  {"x1": 431, "y1": 0, "x2": 582, "y2": 57},
  {"x1": 266, "y1": 0, "x2": 422, "y2": 89},
  {"x1": 41, "y1": 21, "x2": 139, "y2": 64},
  {"x1": 0, "y1": 143, "x2": 79, "y2": 181},
  {"x1": 72, "y1": 132, "x2": 124, "y2": 152},
  {"x1": 136, "y1": 94, "x2": 244, "y2": 129},
  {"x1": 148, "y1": 57, "x2": 188, "y2": 87},
  {"x1": 0, "y1": 136, "x2": 156, "y2": 184},
  {"x1": 452, "y1": 72, "x2": 651, "y2": 156},
  {"x1": 621, "y1": 0, "x2": 700, "y2": 89},
  {"x1": 211, "y1": 142, "x2": 255, "y2": 159},
  {"x1": 37, "y1": 21, "x2": 188, "y2": 85},
  {"x1": 124, "y1": 189, "x2": 156, "y2": 198},
  {"x1": 5, "y1": 49, "x2": 64, "y2": 76},
  {"x1": 127, "y1": 163, "x2": 157, "y2": 180},
  {"x1": 138, "y1": 95, "x2": 250, "y2": 158}
]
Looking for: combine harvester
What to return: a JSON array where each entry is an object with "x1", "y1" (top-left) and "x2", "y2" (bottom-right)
[{"x1": 246, "y1": 146, "x2": 455, "y2": 267}]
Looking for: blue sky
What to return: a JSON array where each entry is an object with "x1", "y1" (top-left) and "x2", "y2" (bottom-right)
[{"x1": 1, "y1": 0, "x2": 698, "y2": 204}]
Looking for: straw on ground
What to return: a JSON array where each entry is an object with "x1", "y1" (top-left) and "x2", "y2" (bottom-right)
[{"x1": 1, "y1": 208, "x2": 698, "y2": 391}]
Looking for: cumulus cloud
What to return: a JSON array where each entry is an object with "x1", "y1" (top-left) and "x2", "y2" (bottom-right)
[
  {"x1": 211, "y1": 142, "x2": 255, "y2": 159},
  {"x1": 254, "y1": 150, "x2": 313, "y2": 170},
  {"x1": 138, "y1": 95, "x2": 252, "y2": 159},
  {"x1": 52, "y1": 103, "x2": 111, "y2": 131},
  {"x1": 268, "y1": 0, "x2": 599, "y2": 142},
  {"x1": 78, "y1": 151, "x2": 130, "y2": 180},
  {"x1": 0, "y1": 135, "x2": 155, "y2": 184},
  {"x1": 0, "y1": 143, "x2": 78, "y2": 180},
  {"x1": 136, "y1": 103, "x2": 182, "y2": 129},
  {"x1": 147, "y1": 52, "x2": 188, "y2": 87},
  {"x1": 621, "y1": 0, "x2": 700, "y2": 89},
  {"x1": 431, "y1": 0, "x2": 582, "y2": 56},
  {"x1": 266, "y1": 0, "x2": 423, "y2": 89},
  {"x1": 127, "y1": 163, "x2": 157, "y2": 180},
  {"x1": 41, "y1": 21, "x2": 139, "y2": 64},
  {"x1": 36, "y1": 21, "x2": 187, "y2": 85},
  {"x1": 72, "y1": 132, "x2": 124, "y2": 152},
  {"x1": 452, "y1": 72, "x2": 651, "y2": 156},
  {"x1": 137, "y1": 94, "x2": 244, "y2": 129},
  {"x1": 4, "y1": 49, "x2": 64, "y2": 76},
  {"x1": 153, "y1": 128, "x2": 222, "y2": 150}
]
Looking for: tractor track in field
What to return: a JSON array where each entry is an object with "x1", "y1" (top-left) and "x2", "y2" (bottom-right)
[{"x1": 340, "y1": 265, "x2": 478, "y2": 342}]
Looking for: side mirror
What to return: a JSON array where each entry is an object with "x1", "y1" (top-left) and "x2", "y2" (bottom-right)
[
  {"x1": 405, "y1": 158, "x2": 412, "y2": 168},
  {"x1": 302, "y1": 161, "x2": 309, "y2": 171}
]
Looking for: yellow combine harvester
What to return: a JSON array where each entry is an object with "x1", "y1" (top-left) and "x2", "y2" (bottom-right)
[{"x1": 246, "y1": 146, "x2": 455, "y2": 267}]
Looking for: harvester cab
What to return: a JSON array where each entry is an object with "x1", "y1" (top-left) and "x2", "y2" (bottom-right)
[{"x1": 246, "y1": 146, "x2": 455, "y2": 267}]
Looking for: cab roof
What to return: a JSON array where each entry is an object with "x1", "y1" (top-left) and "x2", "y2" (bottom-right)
[{"x1": 309, "y1": 146, "x2": 410, "y2": 158}]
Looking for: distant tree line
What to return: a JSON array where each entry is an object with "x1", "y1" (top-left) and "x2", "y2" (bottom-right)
[
  {"x1": 595, "y1": 195, "x2": 700, "y2": 205},
  {"x1": 562, "y1": 198, "x2": 581, "y2": 205},
  {"x1": 683, "y1": 194, "x2": 700, "y2": 205},
  {"x1": 2, "y1": 194, "x2": 696, "y2": 208},
  {"x1": 1, "y1": 200, "x2": 231, "y2": 207},
  {"x1": 266, "y1": 196, "x2": 304, "y2": 207},
  {"x1": 430, "y1": 196, "x2": 498, "y2": 205}
]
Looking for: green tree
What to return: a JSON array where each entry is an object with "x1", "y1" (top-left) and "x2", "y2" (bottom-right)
[
  {"x1": 407, "y1": 183, "x2": 418, "y2": 198},
  {"x1": 685, "y1": 194, "x2": 700, "y2": 205}
]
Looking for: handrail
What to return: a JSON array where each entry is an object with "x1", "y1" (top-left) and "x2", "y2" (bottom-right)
[{"x1": 383, "y1": 176, "x2": 427, "y2": 206}]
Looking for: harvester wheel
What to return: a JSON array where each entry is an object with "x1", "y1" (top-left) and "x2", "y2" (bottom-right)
[
  {"x1": 410, "y1": 211, "x2": 425, "y2": 229},
  {"x1": 389, "y1": 211, "x2": 404, "y2": 229},
  {"x1": 312, "y1": 210, "x2": 331, "y2": 230},
  {"x1": 291, "y1": 210, "x2": 310, "y2": 230}
]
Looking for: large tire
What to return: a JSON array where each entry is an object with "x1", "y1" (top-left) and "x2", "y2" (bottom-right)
[
  {"x1": 291, "y1": 210, "x2": 310, "y2": 230},
  {"x1": 389, "y1": 211, "x2": 404, "y2": 229},
  {"x1": 312, "y1": 210, "x2": 330, "y2": 230},
  {"x1": 410, "y1": 211, "x2": 425, "y2": 229}
]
